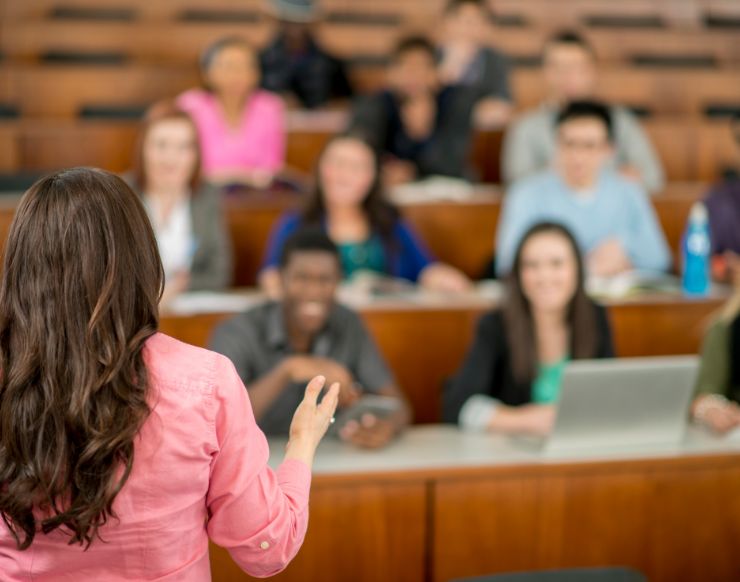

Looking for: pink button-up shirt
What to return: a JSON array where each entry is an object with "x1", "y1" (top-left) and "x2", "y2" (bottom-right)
[
  {"x1": 177, "y1": 88, "x2": 286, "y2": 177},
  {"x1": 0, "y1": 333, "x2": 310, "y2": 581}
]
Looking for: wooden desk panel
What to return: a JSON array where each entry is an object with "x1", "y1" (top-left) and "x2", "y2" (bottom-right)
[
  {"x1": 3, "y1": 117, "x2": 730, "y2": 184},
  {"x1": 210, "y1": 481, "x2": 427, "y2": 582},
  {"x1": 204, "y1": 427, "x2": 740, "y2": 582},
  {"x1": 225, "y1": 195, "x2": 299, "y2": 287},
  {"x1": 433, "y1": 459, "x2": 740, "y2": 582}
]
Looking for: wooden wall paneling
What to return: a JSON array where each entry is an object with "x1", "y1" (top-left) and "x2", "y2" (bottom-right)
[
  {"x1": 18, "y1": 121, "x2": 138, "y2": 172},
  {"x1": 209, "y1": 480, "x2": 428, "y2": 582},
  {"x1": 432, "y1": 475, "x2": 543, "y2": 581},
  {"x1": 11, "y1": 66, "x2": 198, "y2": 118},
  {"x1": 401, "y1": 196, "x2": 502, "y2": 279},
  {"x1": 360, "y1": 308, "x2": 481, "y2": 424},
  {"x1": 224, "y1": 195, "x2": 296, "y2": 287},
  {"x1": 648, "y1": 464, "x2": 740, "y2": 581},
  {"x1": 696, "y1": 121, "x2": 739, "y2": 183},
  {"x1": 433, "y1": 459, "x2": 740, "y2": 582},
  {"x1": 0, "y1": 125, "x2": 20, "y2": 172},
  {"x1": 607, "y1": 298, "x2": 721, "y2": 357}
]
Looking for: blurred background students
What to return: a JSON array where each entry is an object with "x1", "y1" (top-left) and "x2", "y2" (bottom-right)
[
  {"x1": 496, "y1": 101, "x2": 670, "y2": 278},
  {"x1": 260, "y1": 0, "x2": 354, "y2": 109},
  {"x1": 438, "y1": 0, "x2": 512, "y2": 127},
  {"x1": 502, "y1": 30, "x2": 665, "y2": 193},
  {"x1": 129, "y1": 102, "x2": 233, "y2": 307},
  {"x1": 348, "y1": 36, "x2": 476, "y2": 186},
  {"x1": 177, "y1": 36, "x2": 286, "y2": 188},
  {"x1": 444, "y1": 222, "x2": 614, "y2": 436},
  {"x1": 693, "y1": 252, "x2": 740, "y2": 434},
  {"x1": 211, "y1": 229, "x2": 410, "y2": 449},
  {"x1": 259, "y1": 134, "x2": 471, "y2": 296}
]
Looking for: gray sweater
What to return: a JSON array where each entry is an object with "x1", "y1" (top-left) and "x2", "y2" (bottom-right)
[
  {"x1": 502, "y1": 104, "x2": 665, "y2": 193},
  {"x1": 125, "y1": 176, "x2": 233, "y2": 290}
]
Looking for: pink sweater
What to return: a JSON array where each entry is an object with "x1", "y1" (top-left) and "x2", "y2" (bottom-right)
[
  {"x1": 177, "y1": 88, "x2": 286, "y2": 177},
  {"x1": 0, "y1": 333, "x2": 310, "y2": 581}
]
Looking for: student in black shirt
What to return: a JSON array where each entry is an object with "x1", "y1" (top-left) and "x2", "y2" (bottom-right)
[
  {"x1": 260, "y1": 0, "x2": 353, "y2": 108},
  {"x1": 444, "y1": 222, "x2": 614, "y2": 436},
  {"x1": 348, "y1": 36, "x2": 477, "y2": 186}
]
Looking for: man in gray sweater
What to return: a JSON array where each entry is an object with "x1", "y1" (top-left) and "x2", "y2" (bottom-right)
[{"x1": 502, "y1": 31, "x2": 665, "y2": 194}]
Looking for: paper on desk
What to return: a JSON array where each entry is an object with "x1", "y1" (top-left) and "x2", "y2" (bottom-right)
[
  {"x1": 586, "y1": 270, "x2": 680, "y2": 298},
  {"x1": 167, "y1": 292, "x2": 260, "y2": 315},
  {"x1": 725, "y1": 426, "x2": 740, "y2": 441},
  {"x1": 390, "y1": 176, "x2": 474, "y2": 204}
]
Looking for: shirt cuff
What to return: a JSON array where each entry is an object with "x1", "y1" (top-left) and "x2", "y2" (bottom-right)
[
  {"x1": 276, "y1": 459, "x2": 312, "y2": 508},
  {"x1": 459, "y1": 394, "x2": 500, "y2": 432}
]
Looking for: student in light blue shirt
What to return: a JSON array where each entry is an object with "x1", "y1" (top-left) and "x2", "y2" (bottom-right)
[{"x1": 496, "y1": 100, "x2": 671, "y2": 277}]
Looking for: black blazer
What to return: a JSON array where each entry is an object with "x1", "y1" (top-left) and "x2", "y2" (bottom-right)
[{"x1": 442, "y1": 304, "x2": 614, "y2": 424}]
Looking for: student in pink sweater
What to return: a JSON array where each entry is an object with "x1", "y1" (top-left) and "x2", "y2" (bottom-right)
[
  {"x1": 178, "y1": 36, "x2": 287, "y2": 188},
  {"x1": 0, "y1": 168, "x2": 338, "y2": 581}
]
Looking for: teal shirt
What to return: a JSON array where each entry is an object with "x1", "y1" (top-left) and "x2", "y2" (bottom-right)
[
  {"x1": 337, "y1": 236, "x2": 387, "y2": 279},
  {"x1": 532, "y1": 357, "x2": 569, "y2": 404}
]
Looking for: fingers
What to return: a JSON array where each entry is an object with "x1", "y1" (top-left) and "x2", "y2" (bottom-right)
[
  {"x1": 340, "y1": 417, "x2": 395, "y2": 449},
  {"x1": 302, "y1": 375, "x2": 327, "y2": 406},
  {"x1": 317, "y1": 382, "x2": 340, "y2": 420}
]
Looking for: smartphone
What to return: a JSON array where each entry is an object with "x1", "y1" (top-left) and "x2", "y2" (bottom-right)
[{"x1": 330, "y1": 395, "x2": 402, "y2": 435}]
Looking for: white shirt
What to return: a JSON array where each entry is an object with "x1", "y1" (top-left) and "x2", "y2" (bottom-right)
[{"x1": 144, "y1": 195, "x2": 195, "y2": 281}]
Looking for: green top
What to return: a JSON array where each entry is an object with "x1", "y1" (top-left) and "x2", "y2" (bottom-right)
[
  {"x1": 695, "y1": 317, "x2": 739, "y2": 402},
  {"x1": 337, "y1": 236, "x2": 387, "y2": 280},
  {"x1": 532, "y1": 357, "x2": 570, "y2": 404}
]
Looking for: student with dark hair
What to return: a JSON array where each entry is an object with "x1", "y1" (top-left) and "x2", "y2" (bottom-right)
[
  {"x1": 259, "y1": 0, "x2": 354, "y2": 109},
  {"x1": 496, "y1": 100, "x2": 670, "y2": 277},
  {"x1": 692, "y1": 253, "x2": 740, "y2": 434},
  {"x1": 439, "y1": 0, "x2": 512, "y2": 127},
  {"x1": 259, "y1": 133, "x2": 471, "y2": 296},
  {"x1": 348, "y1": 35, "x2": 477, "y2": 185},
  {"x1": 210, "y1": 227, "x2": 410, "y2": 448},
  {"x1": 445, "y1": 222, "x2": 614, "y2": 435},
  {"x1": 704, "y1": 114, "x2": 740, "y2": 282},
  {"x1": 0, "y1": 168, "x2": 338, "y2": 579},
  {"x1": 177, "y1": 36, "x2": 286, "y2": 187},
  {"x1": 502, "y1": 30, "x2": 664, "y2": 192},
  {"x1": 128, "y1": 101, "x2": 233, "y2": 306}
]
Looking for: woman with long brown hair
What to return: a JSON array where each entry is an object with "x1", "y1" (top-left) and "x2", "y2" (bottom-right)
[
  {"x1": 444, "y1": 222, "x2": 614, "y2": 435},
  {"x1": 0, "y1": 168, "x2": 338, "y2": 580},
  {"x1": 259, "y1": 132, "x2": 471, "y2": 297}
]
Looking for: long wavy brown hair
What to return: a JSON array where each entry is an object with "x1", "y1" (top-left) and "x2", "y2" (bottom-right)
[
  {"x1": 503, "y1": 222, "x2": 598, "y2": 384},
  {"x1": 0, "y1": 168, "x2": 164, "y2": 550}
]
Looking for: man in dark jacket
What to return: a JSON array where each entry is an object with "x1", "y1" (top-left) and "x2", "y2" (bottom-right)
[
  {"x1": 260, "y1": 0, "x2": 354, "y2": 109},
  {"x1": 348, "y1": 36, "x2": 477, "y2": 186}
]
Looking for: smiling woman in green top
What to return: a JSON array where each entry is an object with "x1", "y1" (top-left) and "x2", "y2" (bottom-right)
[
  {"x1": 693, "y1": 253, "x2": 740, "y2": 434},
  {"x1": 444, "y1": 222, "x2": 614, "y2": 436}
]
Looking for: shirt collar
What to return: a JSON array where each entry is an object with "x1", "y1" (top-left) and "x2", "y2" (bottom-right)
[{"x1": 264, "y1": 301, "x2": 335, "y2": 357}]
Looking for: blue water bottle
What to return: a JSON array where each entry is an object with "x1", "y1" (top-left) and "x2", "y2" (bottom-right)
[{"x1": 682, "y1": 202, "x2": 711, "y2": 297}]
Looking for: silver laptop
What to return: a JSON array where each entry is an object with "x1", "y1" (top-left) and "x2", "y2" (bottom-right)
[{"x1": 544, "y1": 356, "x2": 698, "y2": 453}]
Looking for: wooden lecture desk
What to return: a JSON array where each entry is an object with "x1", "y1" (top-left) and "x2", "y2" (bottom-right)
[
  {"x1": 160, "y1": 287, "x2": 728, "y2": 424},
  {"x1": 209, "y1": 425, "x2": 740, "y2": 582}
]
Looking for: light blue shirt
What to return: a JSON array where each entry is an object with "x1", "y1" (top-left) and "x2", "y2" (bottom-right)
[{"x1": 495, "y1": 169, "x2": 671, "y2": 276}]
